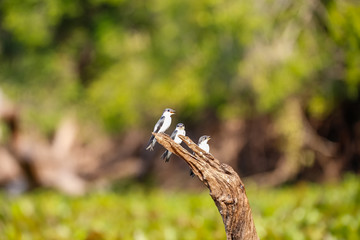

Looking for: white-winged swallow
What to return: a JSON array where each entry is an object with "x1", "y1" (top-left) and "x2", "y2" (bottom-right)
[
  {"x1": 146, "y1": 108, "x2": 175, "y2": 151},
  {"x1": 190, "y1": 135, "x2": 211, "y2": 177},
  {"x1": 161, "y1": 123, "x2": 186, "y2": 162}
]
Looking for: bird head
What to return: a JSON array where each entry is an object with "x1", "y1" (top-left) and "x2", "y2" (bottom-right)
[
  {"x1": 176, "y1": 123, "x2": 185, "y2": 130},
  {"x1": 164, "y1": 108, "x2": 176, "y2": 115},
  {"x1": 198, "y1": 135, "x2": 211, "y2": 144}
]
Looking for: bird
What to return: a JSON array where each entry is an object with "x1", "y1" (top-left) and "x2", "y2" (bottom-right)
[
  {"x1": 146, "y1": 108, "x2": 175, "y2": 151},
  {"x1": 198, "y1": 135, "x2": 211, "y2": 153},
  {"x1": 161, "y1": 123, "x2": 186, "y2": 162},
  {"x1": 190, "y1": 135, "x2": 211, "y2": 177}
]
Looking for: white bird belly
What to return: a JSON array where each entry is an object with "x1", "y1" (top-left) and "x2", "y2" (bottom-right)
[
  {"x1": 159, "y1": 117, "x2": 171, "y2": 133},
  {"x1": 199, "y1": 143, "x2": 209, "y2": 153},
  {"x1": 174, "y1": 130, "x2": 185, "y2": 144}
]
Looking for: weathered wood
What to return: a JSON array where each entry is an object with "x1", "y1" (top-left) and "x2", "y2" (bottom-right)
[{"x1": 153, "y1": 132, "x2": 259, "y2": 240}]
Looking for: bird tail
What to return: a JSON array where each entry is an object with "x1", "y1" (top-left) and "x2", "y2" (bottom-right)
[
  {"x1": 189, "y1": 152, "x2": 195, "y2": 177},
  {"x1": 189, "y1": 169, "x2": 195, "y2": 177},
  {"x1": 146, "y1": 135, "x2": 156, "y2": 151},
  {"x1": 160, "y1": 150, "x2": 171, "y2": 162}
]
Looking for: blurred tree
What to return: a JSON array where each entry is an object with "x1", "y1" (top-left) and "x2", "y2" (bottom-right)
[{"x1": 0, "y1": 0, "x2": 358, "y2": 134}]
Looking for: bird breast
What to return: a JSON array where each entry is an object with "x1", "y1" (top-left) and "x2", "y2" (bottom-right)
[{"x1": 174, "y1": 130, "x2": 185, "y2": 144}]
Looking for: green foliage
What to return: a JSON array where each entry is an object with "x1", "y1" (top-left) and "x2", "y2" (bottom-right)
[
  {"x1": 328, "y1": 0, "x2": 360, "y2": 99},
  {"x1": 0, "y1": 175, "x2": 359, "y2": 239},
  {"x1": 0, "y1": 189, "x2": 225, "y2": 240},
  {"x1": 250, "y1": 174, "x2": 360, "y2": 239},
  {"x1": 0, "y1": 0, "x2": 359, "y2": 133}
]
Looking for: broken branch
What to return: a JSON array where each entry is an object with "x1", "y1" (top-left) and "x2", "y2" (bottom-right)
[{"x1": 153, "y1": 132, "x2": 259, "y2": 240}]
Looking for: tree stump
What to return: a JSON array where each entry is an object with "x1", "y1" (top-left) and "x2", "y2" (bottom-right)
[{"x1": 153, "y1": 133, "x2": 259, "y2": 240}]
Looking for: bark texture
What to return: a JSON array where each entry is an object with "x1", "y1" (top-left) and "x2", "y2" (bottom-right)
[{"x1": 153, "y1": 132, "x2": 259, "y2": 240}]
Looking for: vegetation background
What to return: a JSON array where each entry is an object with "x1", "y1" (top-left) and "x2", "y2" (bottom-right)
[{"x1": 0, "y1": 0, "x2": 359, "y2": 239}]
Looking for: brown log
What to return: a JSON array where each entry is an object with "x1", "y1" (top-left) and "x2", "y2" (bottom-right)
[{"x1": 153, "y1": 132, "x2": 259, "y2": 240}]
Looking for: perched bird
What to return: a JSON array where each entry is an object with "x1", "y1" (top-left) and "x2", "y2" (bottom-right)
[
  {"x1": 198, "y1": 135, "x2": 211, "y2": 153},
  {"x1": 161, "y1": 123, "x2": 186, "y2": 162},
  {"x1": 146, "y1": 108, "x2": 175, "y2": 151},
  {"x1": 190, "y1": 135, "x2": 211, "y2": 177}
]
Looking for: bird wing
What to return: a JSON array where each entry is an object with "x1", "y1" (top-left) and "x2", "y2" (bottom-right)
[
  {"x1": 153, "y1": 116, "x2": 165, "y2": 133},
  {"x1": 170, "y1": 129, "x2": 178, "y2": 139}
]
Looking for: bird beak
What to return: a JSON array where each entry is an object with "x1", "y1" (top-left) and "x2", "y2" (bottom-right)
[{"x1": 170, "y1": 110, "x2": 176, "y2": 115}]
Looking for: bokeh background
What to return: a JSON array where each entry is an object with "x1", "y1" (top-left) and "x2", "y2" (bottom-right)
[{"x1": 0, "y1": 0, "x2": 359, "y2": 239}]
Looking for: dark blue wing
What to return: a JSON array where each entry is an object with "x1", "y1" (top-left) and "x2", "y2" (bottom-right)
[
  {"x1": 153, "y1": 116, "x2": 165, "y2": 133},
  {"x1": 170, "y1": 129, "x2": 178, "y2": 140}
]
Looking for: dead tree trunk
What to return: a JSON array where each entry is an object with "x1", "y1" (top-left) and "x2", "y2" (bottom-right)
[
  {"x1": 153, "y1": 133, "x2": 259, "y2": 240},
  {"x1": 0, "y1": 90, "x2": 41, "y2": 189}
]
